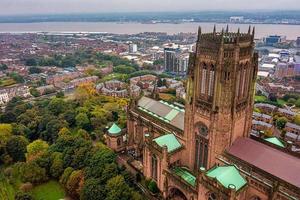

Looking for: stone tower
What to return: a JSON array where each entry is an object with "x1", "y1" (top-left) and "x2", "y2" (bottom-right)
[{"x1": 184, "y1": 26, "x2": 258, "y2": 171}]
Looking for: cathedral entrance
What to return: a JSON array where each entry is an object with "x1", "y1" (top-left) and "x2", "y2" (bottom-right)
[{"x1": 168, "y1": 188, "x2": 188, "y2": 200}]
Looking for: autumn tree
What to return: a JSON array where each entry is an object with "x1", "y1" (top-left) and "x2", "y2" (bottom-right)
[{"x1": 26, "y1": 139, "x2": 49, "y2": 161}]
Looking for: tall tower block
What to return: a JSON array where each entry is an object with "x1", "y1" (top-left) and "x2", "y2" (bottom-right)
[{"x1": 184, "y1": 26, "x2": 258, "y2": 171}]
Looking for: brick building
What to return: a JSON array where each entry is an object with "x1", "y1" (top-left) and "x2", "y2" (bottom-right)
[{"x1": 108, "y1": 27, "x2": 300, "y2": 200}]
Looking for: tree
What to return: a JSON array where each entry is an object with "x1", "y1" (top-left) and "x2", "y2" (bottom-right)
[
  {"x1": 26, "y1": 139, "x2": 49, "y2": 161},
  {"x1": 0, "y1": 124, "x2": 12, "y2": 147},
  {"x1": 29, "y1": 88, "x2": 40, "y2": 97},
  {"x1": 276, "y1": 117, "x2": 288, "y2": 130},
  {"x1": 50, "y1": 152, "x2": 64, "y2": 179},
  {"x1": 80, "y1": 178, "x2": 106, "y2": 200},
  {"x1": 28, "y1": 67, "x2": 42, "y2": 74},
  {"x1": 0, "y1": 63, "x2": 8, "y2": 71},
  {"x1": 296, "y1": 99, "x2": 300, "y2": 108},
  {"x1": 25, "y1": 58, "x2": 38, "y2": 66},
  {"x1": 105, "y1": 175, "x2": 133, "y2": 200},
  {"x1": 6, "y1": 136, "x2": 29, "y2": 162},
  {"x1": 19, "y1": 162, "x2": 48, "y2": 184},
  {"x1": 9, "y1": 72, "x2": 24, "y2": 83},
  {"x1": 60, "y1": 167, "x2": 74, "y2": 186},
  {"x1": 76, "y1": 113, "x2": 90, "y2": 130},
  {"x1": 148, "y1": 180, "x2": 159, "y2": 194},
  {"x1": 41, "y1": 119, "x2": 68, "y2": 143},
  {"x1": 66, "y1": 170, "x2": 84, "y2": 199},
  {"x1": 15, "y1": 192, "x2": 33, "y2": 200},
  {"x1": 294, "y1": 115, "x2": 300, "y2": 125},
  {"x1": 48, "y1": 98, "x2": 67, "y2": 115},
  {"x1": 269, "y1": 93, "x2": 277, "y2": 102}
]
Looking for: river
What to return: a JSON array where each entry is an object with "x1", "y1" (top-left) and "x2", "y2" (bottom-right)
[{"x1": 0, "y1": 22, "x2": 299, "y2": 39}]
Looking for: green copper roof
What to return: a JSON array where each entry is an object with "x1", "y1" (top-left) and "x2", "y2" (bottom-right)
[
  {"x1": 108, "y1": 123, "x2": 122, "y2": 135},
  {"x1": 153, "y1": 134, "x2": 182, "y2": 153},
  {"x1": 172, "y1": 167, "x2": 196, "y2": 187},
  {"x1": 165, "y1": 109, "x2": 180, "y2": 121},
  {"x1": 206, "y1": 165, "x2": 247, "y2": 191},
  {"x1": 264, "y1": 137, "x2": 285, "y2": 148}
]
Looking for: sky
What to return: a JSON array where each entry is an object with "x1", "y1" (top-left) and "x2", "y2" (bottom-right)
[{"x1": 1, "y1": 0, "x2": 299, "y2": 15}]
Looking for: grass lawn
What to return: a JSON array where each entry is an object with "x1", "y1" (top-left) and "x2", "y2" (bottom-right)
[
  {"x1": 255, "y1": 95, "x2": 267, "y2": 102},
  {"x1": 0, "y1": 173, "x2": 15, "y2": 200},
  {"x1": 31, "y1": 180, "x2": 65, "y2": 200},
  {"x1": 277, "y1": 99, "x2": 287, "y2": 106}
]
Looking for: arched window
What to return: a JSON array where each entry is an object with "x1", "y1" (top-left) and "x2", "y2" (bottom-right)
[
  {"x1": 151, "y1": 154, "x2": 158, "y2": 181},
  {"x1": 117, "y1": 138, "x2": 121, "y2": 146},
  {"x1": 208, "y1": 64, "x2": 215, "y2": 97},
  {"x1": 208, "y1": 193, "x2": 217, "y2": 200},
  {"x1": 195, "y1": 123, "x2": 209, "y2": 170},
  {"x1": 250, "y1": 196, "x2": 261, "y2": 200},
  {"x1": 201, "y1": 63, "x2": 207, "y2": 95}
]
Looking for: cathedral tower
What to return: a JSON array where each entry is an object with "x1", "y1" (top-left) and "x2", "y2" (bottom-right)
[{"x1": 184, "y1": 26, "x2": 258, "y2": 171}]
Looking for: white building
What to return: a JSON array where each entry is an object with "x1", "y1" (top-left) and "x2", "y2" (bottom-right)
[{"x1": 129, "y1": 43, "x2": 138, "y2": 53}]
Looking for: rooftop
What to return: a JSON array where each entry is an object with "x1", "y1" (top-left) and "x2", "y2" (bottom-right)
[
  {"x1": 153, "y1": 133, "x2": 182, "y2": 153},
  {"x1": 206, "y1": 165, "x2": 247, "y2": 191},
  {"x1": 107, "y1": 123, "x2": 122, "y2": 136},
  {"x1": 264, "y1": 137, "x2": 285, "y2": 148},
  {"x1": 137, "y1": 96, "x2": 185, "y2": 130},
  {"x1": 172, "y1": 167, "x2": 196, "y2": 187},
  {"x1": 227, "y1": 137, "x2": 300, "y2": 188}
]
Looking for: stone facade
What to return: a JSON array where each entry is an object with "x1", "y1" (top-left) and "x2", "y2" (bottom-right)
[{"x1": 123, "y1": 27, "x2": 300, "y2": 200}]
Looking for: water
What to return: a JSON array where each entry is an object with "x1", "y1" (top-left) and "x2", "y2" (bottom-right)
[{"x1": 0, "y1": 22, "x2": 299, "y2": 39}]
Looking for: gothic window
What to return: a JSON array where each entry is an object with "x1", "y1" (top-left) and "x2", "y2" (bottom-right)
[
  {"x1": 195, "y1": 123, "x2": 209, "y2": 170},
  {"x1": 201, "y1": 63, "x2": 207, "y2": 95},
  {"x1": 240, "y1": 66, "x2": 247, "y2": 97},
  {"x1": 208, "y1": 64, "x2": 215, "y2": 96},
  {"x1": 151, "y1": 154, "x2": 158, "y2": 181},
  {"x1": 208, "y1": 193, "x2": 217, "y2": 200},
  {"x1": 117, "y1": 138, "x2": 121, "y2": 146},
  {"x1": 236, "y1": 69, "x2": 240, "y2": 98}
]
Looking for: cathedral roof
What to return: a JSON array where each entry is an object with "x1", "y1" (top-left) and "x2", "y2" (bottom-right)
[
  {"x1": 172, "y1": 167, "x2": 196, "y2": 187},
  {"x1": 264, "y1": 137, "x2": 285, "y2": 148},
  {"x1": 137, "y1": 96, "x2": 185, "y2": 130},
  {"x1": 227, "y1": 137, "x2": 300, "y2": 188},
  {"x1": 153, "y1": 133, "x2": 182, "y2": 153},
  {"x1": 206, "y1": 165, "x2": 247, "y2": 191},
  {"x1": 108, "y1": 123, "x2": 122, "y2": 136}
]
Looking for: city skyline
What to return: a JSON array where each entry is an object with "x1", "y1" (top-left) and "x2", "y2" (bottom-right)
[{"x1": 1, "y1": 0, "x2": 300, "y2": 15}]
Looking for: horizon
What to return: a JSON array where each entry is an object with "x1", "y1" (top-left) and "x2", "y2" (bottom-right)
[{"x1": 1, "y1": 0, "x2": 300, "y2": 16}]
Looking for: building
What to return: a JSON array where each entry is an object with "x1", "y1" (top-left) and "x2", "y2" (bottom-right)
[
  {"x1": 123, "y1": 27, "x2": 300, "y2": 200},
  {"x1": 296, "y1": 37, "x2": 300, "y2": 47},
  {"x1": 129, "y1": 43, "x2": 138, "y2": 53},
  {"x1": 164, "y1": 46, "x2": 181, "y2": 73},
  {"x1": 229, "y1": 16, "x2": 244, "y2": 23},
  {"x1": 252, "y1": 112, "x2": 272, "y2": 124},
  {"x1": 264, "y1": 35, "x2": 286, "y2": 46}
]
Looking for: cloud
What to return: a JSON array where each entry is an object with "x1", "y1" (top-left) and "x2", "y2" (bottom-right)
[{"x1": 0, "y1": 0, "x2": 299, "y2": 15}]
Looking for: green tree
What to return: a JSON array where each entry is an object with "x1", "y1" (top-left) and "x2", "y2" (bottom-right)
[
  {"x1": 28, "y1": 67, "x2": 42, "y2": 74},
  {"x1": 15, "y1": 192, "x2": 33, "y2": 200},
  {"x1": 105, "y1": 175, "x2": 133, "y2": 200},
  {"x1": 60, "y1": 167, "x2": 74, "y2": 186},
  {"x1": 295, "y1": 99, "x2": 300, "y2": 108},
  {"x1": 276, "y1": 117, "x2": 288, "y2": 130},
  {"x1": 19, "y1": 162, "x2": 48, "y2": 184},
  {"x1": 48, "y1": 98, "x2": 67, "y2": 115},
  {"x1": 294, "y1": 115, "x2": 300, "y2": 125},
  {"x1": 76, "y1": 113, "x2": 90, "y2": 130},
  {"x1": 6, "y1": 136, "x2": 29, "y2": 162},
  {"x1": 25, "y1": 58, "x2": 38, "y2": 66},
  {"x1": 50, "y1": 152, "x2": 64, "y2": 179},
  {"x1": 29, "y1": 88, "x2": 40, "y2": 97},
  {"x1": 80, "y1": 178, "x2": 106, "y2": 200},
  {"x1": 26, "y1": 139, "x2": 49, "y2": 161}
]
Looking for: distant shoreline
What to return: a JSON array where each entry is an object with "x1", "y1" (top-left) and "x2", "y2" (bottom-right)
[{"x1": 0, "y1": 22, "x2": 299, "y2": 39}]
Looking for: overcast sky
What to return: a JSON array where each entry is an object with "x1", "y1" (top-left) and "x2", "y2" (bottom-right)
[{"x1": 1, "y1": 0, "x2": 299, "y2": 15}]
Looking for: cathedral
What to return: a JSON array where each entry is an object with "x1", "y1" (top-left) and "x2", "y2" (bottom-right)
[{"x1": 107, "y1": 27, "x2": 300, "y2": 200}]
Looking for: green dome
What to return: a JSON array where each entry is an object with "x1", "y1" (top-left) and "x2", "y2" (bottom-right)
[{"x1": 108, "y1": 123, "x2": 122, "y2": 135}]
